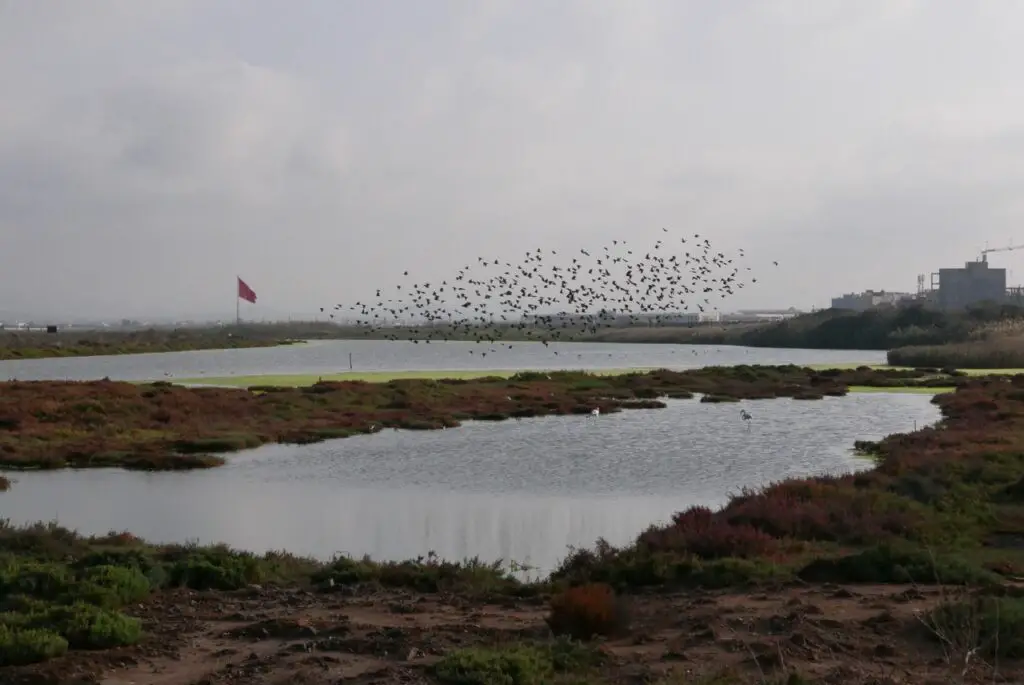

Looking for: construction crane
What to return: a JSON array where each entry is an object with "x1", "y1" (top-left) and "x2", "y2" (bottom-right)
[{"x1": 980, "y1": 244, "x2": 1024, "y2": 263}]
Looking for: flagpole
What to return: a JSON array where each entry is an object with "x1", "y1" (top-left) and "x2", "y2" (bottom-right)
[{"x1": 235, "y1": 275, "x2": 240, "y2": 327}]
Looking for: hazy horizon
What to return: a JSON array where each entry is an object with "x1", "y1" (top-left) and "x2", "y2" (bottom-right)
[{"x1": 4, "y1": 2, "x2": 1024, "y2": 321}]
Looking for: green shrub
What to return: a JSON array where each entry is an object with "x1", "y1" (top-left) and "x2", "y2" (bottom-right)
[
  {"x1": 73, "y1": 565, "x2": 151, "y2": 607},
  {"x1": 0, "y1": 560, "x2": 73, "y2": 600},
  {"x1": 926, "y1": 596, "x2": 1024, "y2": 658},
  {"x1": 40, "y1": 603, "x2": 142, "y2": 650},
  {"x1": 311, "y1": 556, "x2": 376, "y2": 586},
  {"x1": 797, "y1": 545, "x2": 1000, "y2": 586},
  {"x1": 311, "y1": 555, "x2": 522, "y2": 595},
  {"x1": 431, "y1": 638, "x2": 600, "y2": 685},
  {"x1": 552, "y1": 545, "x2": 790, "y2": 590},
  {"x1": 0, "y1": 625, "x2": 68, "y2": 666},
  {"x1": 161, "y1": 546, "x2": 317, "y2": 590},
  {"x1": 73, "y1": 548, "x2": 167, "y2": 588},
  {"x1": 167, "y1": 556, "x2": 257, "y2": 591}
]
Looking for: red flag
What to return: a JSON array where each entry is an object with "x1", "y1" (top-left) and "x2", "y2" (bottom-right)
[{"x1": 237, "y1": 277, "x2": 257, "y2": 304}]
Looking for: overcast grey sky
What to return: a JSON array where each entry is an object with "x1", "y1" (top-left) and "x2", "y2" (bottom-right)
[{"x1": 2, "y1": 1, "x2": 1023, "y2": 320}]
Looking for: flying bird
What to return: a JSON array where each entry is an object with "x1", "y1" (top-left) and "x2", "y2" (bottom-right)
[{"x1": 327, "y1": 229, "x2": 761, "y2": 355}]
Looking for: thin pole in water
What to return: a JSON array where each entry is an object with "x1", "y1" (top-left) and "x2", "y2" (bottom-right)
[{"x1": 349, "y1": 352, "x2": 353, "y2": 370}]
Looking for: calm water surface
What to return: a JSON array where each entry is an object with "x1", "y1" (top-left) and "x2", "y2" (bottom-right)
[
  {"x1": 0, "y1": 393, "x2": 939, "y2": 574},
  {"x1": 0, "y1": 339, "x2": 886, "y2": 382}
]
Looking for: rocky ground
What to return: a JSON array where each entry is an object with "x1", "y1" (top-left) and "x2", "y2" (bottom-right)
[{"x1": 5, "y1": 582, "x2": 1012, "y2": 685}]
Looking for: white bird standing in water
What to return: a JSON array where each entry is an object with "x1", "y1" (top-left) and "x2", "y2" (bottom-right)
[
  {"x1": 591, "y1": 408, "x2": 600, "y2": 417},
  {"x1": 740, "y1": 409, "x2": 752, "y2": 428}
]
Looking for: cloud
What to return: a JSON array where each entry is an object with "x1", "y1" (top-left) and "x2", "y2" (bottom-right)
[
  {"x1": 3, "y1": 1, "x2": 1024, "y2": 319},
  {"x1": 2, "y1": 60, "x2": 348, "y2": 208},
  {"x1": 0, "y1": 53, "x2": 354, "y2": 316}
]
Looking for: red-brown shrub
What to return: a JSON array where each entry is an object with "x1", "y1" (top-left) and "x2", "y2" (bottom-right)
[
  {"x1": 637, "y1": 506, "x2": 777, "y2": 558},
  {"x1": 723, "y1": 480, "x2": 921, "y2": 543},
  {"x1": 546, "y1": 582, "x2": 630, "y2": 640}
]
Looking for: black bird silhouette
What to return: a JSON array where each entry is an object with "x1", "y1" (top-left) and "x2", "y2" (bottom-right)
[{"x1": 327, "y1": 229, "x2": 759, "y2": 354}]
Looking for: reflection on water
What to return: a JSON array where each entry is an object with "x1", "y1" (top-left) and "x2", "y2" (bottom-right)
[
  {"x1": 0, "y1": 339, "x2": 886, "y2": 382},
  {"x1": 0, "y1": 394, "x2": 939, "y2": 573}
]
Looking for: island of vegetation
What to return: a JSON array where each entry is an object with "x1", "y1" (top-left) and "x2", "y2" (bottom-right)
[
  {"x1": 2, "y1": 367, "x2": 1024, "y2": 682},
  {"x1": 0, "y1": 365, "x2": 972, "y2": 472}
]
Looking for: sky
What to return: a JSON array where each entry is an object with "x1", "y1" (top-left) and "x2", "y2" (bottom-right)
[{"x1": 3, "y1": 0, "x2": 1024, "y2": 321}]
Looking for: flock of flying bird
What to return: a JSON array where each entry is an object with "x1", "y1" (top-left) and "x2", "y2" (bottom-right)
[{"x1": 320, "y1": 229, "x2": 777, "y2": 354}]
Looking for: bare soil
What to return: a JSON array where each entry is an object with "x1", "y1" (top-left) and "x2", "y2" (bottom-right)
[{"x1": 4, "y1": 583, "x2": 1014, "y2": 685}]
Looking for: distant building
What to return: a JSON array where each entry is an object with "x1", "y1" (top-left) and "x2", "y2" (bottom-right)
[
  {"x1": 830, "y1": 290, "x2": 913, "y2": 311},
  {"x1": 717, "y1": 310, "x2": 801, "y2": 323},
  {"x1": 936, "y1": 260, "x2": 1007, "y2": 311},
  {"x1": 666, "y1": 311, "x2": 722, "y2": 325},
  {"x1": 728, "y1": 308, "x2": 802, "y2": 322}
]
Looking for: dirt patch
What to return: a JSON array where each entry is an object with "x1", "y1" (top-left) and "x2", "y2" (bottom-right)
[{"x1": 0, "y1": 583, "x2": 1011, "y2": 684}]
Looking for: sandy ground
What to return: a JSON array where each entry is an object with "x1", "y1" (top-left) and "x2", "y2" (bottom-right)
[{"x1": 3, "y1": 582, "x2": 1014, "y2": 685}]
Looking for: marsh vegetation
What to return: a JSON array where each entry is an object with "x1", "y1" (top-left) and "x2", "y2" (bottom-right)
[
  {"x1": 4, "y1": 365, "x2": 1024, "y2": 681},
  {"x1": 0, "y1": 365, "x2": 968, "y2": 472}
]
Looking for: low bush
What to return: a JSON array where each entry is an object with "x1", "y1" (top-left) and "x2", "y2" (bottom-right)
[
  {"x1": 0, "y1": 562, "x2": 144, "y2": 664},
  {"x1": 431, "y1": 638, "x2": 601, "y2": 685},
  {"x1": 797, "y1": 545, "x2": 1000, "y2": 586},
  {"x1": 551, "y1": 540, "x2": 791, "y2": 590},
  {"x1": 0, "y1": 625, "x2": 68, "y2": 666},
  {"x1": 722, "y1": 479, "x2": 925, "y2": 544},
  {"x1": 925, "y1": 596, "x2": 1024, "y2": 659},
  {"x1": 27, "y1": 603, "x2": 142, "y2": 650},
  {"x1": 638, "y1": 506, "x2": 777, "y2": 559},
  {"x1": 71, "y1": 565, "x2": 151, "y2": 607},
  {"x1": 166, "y1": 550, "x2": 267, "y2": 591},
  {"x1": 546, "y1": 582, "x2": 629, "y2": 640},
  {"x1": 853, "y1": 439, "x2": 883, "y2": 458},
  {"x1": 311, "y1": 554, "x2": 524, "y2": 596}
]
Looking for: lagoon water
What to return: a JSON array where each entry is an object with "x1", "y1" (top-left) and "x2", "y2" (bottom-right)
[
  {"x1": 0, "y1": 393, "x2": 940, "y2": 574},
  {"x1": 0, "y1": 339, "x2": 887, "y2": 382}
]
